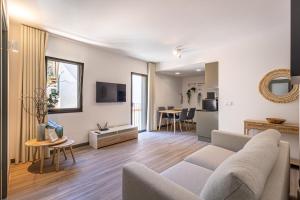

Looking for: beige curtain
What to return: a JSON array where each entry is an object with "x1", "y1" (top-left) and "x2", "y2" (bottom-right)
[
  {"x1": 14, "y1": 25, "x2": 48, "y2": 163},
  {"x1": 147, "y1": 63, "x2": 156, "y2": 131}
]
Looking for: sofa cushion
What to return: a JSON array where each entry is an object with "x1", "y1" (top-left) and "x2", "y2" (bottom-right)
[
  {"x1": 260, "y1": 141, "x2": 290, "y2": 200},
  {"x1": 244, "y1": 129, "x2": 281, "y2": 149},
  {"x1": 184, "y1": 145, "x2": 235, "y2": 170},
  {"x1": 200, "y1": 130, "x2": 280, "y2": 200},
  {"x1": 161, "y1": 161, "x2": 213, "y2": 195}
]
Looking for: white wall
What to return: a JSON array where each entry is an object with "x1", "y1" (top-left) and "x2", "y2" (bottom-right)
[
  {"x1": 158, "y1": 28, "x2": 299, "y2": 134},
  {"x1": 218, "y1": 30, "x2": 298, "y2": 133},
  {"x1": 153, "y1": 73, "x2": 182, "y2": 128},
  {"x1": 47, "y1": 35, "x2": 147, "y2": 144}
]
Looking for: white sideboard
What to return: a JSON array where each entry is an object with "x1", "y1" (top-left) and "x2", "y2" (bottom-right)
[{"x1": 89, "y1": 125, "x2": 138, "y2": 149}]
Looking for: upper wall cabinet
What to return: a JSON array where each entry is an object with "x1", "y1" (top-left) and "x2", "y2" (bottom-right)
[{"x1": 205, "y1": 62, "x2": 218, "y2": 88}]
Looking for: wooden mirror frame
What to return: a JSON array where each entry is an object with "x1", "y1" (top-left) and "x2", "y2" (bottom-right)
[{"x1": 259, "y1": 69, "x2": 299, "y2": 103}]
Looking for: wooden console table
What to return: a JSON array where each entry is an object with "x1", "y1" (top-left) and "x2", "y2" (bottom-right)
[{"x1": 244, "y1": 120, "x2": 299, "y2": 135}]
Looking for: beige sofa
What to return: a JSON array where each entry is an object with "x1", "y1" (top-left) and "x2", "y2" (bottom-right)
[{"x1": 122, "y1": 129, "x2": 290, "y2": 200}]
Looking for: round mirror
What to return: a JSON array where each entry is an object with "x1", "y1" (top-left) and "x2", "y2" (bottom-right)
[
  {"x1": 268, "y1": 77, "x2": 293, "y2": 96},
  {"x1": 259, "y1": 69, "x2": 298, "y2": 103}
]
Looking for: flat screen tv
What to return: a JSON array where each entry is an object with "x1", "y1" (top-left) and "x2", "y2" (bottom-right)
[
  {"x1": 96, "y1": 82, "x2": 126, "y2": 102},
  {"x1": 291, "y1": 0, "x2": 300, "y2": 83}
]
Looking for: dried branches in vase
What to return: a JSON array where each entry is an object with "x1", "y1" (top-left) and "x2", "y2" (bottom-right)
[{"x1": 22, "y1": 88, "x2": 49, "y2": 141}]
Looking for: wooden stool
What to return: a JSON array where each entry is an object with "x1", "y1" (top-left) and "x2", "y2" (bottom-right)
[{"x1": 51, "y1": 139, "x2": 76, "y2": 171}]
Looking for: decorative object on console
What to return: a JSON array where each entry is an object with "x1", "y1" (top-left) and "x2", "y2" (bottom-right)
[
  {"x1": 259, "y1": 69, "x2": 299, "y2": 103},
  {"x1": 266, "y1": 118, "x2": 286, "y2": 124},
  {"x1": 22, "y1": 88, "x2": 48, "y2": 141},
  {"x1": 97, "y1": 122, "x2": 109, "y2": 131}
]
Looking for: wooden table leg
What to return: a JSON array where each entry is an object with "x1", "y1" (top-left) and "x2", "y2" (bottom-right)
[
  {"x1": 62, "y1": 148, "x2": 67, "y2": 160},
  {"x1": 70, "y1": 146, "x2": 76, "y2": 163},
  {"x1": 56, "y1": 149, "x2": 60, "y2": 171},
  {"x1": 173, "y1": 114, "x2": 176, "y2": 134},
  {"x1": 179, "y1": 121, "x2": 182, "y2": 132},
  {"x1": 33, "y1": 147, "x2": 37, "y2": 163},
  {"x1": 159, "y1": 112, "x2": 163, "y2": 131},
  {"x1": 39, "y1": 146, "x2": 44, "y2": 174},
  {"x1": 52, "y1": 149, "x2": 56, "y2": 165}
]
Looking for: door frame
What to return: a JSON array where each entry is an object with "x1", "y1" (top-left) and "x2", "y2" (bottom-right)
[
  {"x1": 130, "y1": 72, "x2": 148, "y2": 133},
  {"x1": 0, "y1": 0, "x2": 8, "y2": 198}
]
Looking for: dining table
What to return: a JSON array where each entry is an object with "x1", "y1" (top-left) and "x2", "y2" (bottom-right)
[
  {"x1": 25, "y1": 136, "x2": 68, "y2": 173},
  {"x1": 158, "y1": 109, "x2": 182, "y2": 133}
]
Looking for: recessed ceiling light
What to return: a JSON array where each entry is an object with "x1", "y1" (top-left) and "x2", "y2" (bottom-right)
[
  {"x1": 196, "y1": 69, "x2": 202, "y2": 72},
  {"x1": 175, "y1": 72, "x2": 181, "y2": 75}
]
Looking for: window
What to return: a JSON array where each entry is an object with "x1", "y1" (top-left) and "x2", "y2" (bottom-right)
[{"x1": 46, "y1": 57, "x2": 84, "y2": 114}]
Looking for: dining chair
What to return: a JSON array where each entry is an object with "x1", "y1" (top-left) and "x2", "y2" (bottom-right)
[
  {"x1": 166, "y1": 106, "x2": 176, "y2": 123},
  {"x1": 158, "y1": 106, "x2": 169, "y2": 130},
  {"x1": 174, "y1": 108, "x2": 188, "y2": 132},
  {"x1": 186, "y1": 108, "x2": 196, "y2": 130}
]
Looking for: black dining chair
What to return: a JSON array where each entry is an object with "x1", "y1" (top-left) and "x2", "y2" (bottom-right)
[
  {"x1": 186, "y1": 108, "x2": 196, "y2": 130},
  {"x1": 158, "y1": 106, "x2": 169, "y2": 130},
  {"x1": 167, "y1": 106, "x2": 176, "y2": 122},
  {"x1": 175, "y1": 108, "x2": 188, "y2": 132}
]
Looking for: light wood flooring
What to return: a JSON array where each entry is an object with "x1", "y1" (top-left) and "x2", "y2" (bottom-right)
[
  {"x1": 8, "y1": 131, "x2": 207, "y2": 200},
  {"x1": 8, "y1": 131, "x2": 299, "y2": 200}
]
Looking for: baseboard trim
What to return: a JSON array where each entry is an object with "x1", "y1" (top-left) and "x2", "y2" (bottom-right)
[{"x1": 73, "y1": 142, "x2": 89, "y2": 148}]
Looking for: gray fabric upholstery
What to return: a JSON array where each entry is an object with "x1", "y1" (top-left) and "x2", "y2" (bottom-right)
[
  {"x1": 122, "y1": 129, "x2": 290, "y2": 200},
  {"x1": 122, "y1": 162, "x2": 202, "y2": 200},
  {"x1": 244, "y1": 129, "x2": 280, "y2": 148},
  {"x1": 161, "y1": 161, "x2": 213, "y2": 195},
  {"x1": 260, "y1": 141, "x2": 290, "y2": 200},
  {"x1": 184, "y1": 145, "x2": 235, "y2": 170},
  {"x1": 200, "y1": 130, "x2": 281, "y2": 200},
  {"x1": 211, "y1": 130, "x2": 251, "y2": 152}
]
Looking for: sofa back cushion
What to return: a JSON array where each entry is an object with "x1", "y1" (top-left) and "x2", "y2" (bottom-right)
[{"x1": 200, "y1": 129, "x2": 280, "y2": 200}]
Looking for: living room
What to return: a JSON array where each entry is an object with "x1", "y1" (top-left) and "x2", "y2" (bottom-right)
[{"x1": 1, "y1": 0, "x2": 300, "y2": 200}]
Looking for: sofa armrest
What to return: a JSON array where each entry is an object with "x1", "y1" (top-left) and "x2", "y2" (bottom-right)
[
  {"x1": 123, "y1": 162, "x2": 201, "y2": 200},
  {"x1": 211, "y1": 130, "x2": 251, "y2": 152}
]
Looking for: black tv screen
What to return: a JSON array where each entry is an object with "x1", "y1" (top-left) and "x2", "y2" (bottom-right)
[
  {"x1": 291, "y1": 0, "x2": 300, "y2": 82},
  {"x1": 96, "y1": 82, "x2": 126, "y2": 102}
]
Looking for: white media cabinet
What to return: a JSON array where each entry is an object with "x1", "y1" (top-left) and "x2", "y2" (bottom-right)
[{"x1": 89, "y1": 125, "x2": 138, "y2": 149}]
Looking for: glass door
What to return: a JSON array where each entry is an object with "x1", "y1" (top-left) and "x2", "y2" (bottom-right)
[{"x1": 131, "y1": 73, "x2": 147, "y2": 132}]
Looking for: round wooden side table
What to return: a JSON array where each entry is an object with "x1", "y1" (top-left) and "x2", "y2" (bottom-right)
[{"x1": 25, "y1": 136, "x2": 68, "y2": 173}]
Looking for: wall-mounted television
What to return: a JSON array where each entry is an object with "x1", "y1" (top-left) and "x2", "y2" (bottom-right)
[
  {"x1": 96, "y1": 82, "x2": 126, "y2": 102},
  {"x1": 291, "y1": 0, "x2": 300, "y2": 84}
]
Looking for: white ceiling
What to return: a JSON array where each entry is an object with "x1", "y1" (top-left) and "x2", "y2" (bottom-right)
[
  {"x1": 7, "y1": 0, "x2": 289, "y2": 63},
  {"x1": 157, "y1": 63, "x2": 205, "y2": 77}
]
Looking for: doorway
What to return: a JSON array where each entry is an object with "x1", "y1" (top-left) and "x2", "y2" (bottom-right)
[{"x1": 131, "y1": 73, "x2": 147, "y2": 132}]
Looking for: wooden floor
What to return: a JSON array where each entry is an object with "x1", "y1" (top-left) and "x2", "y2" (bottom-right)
[
  {"x1": 8, "y1": 131, "x2": 300, "y2": 200},
  {"x1": 8, "y1": 131, "x2": 207, "y2": 200}
]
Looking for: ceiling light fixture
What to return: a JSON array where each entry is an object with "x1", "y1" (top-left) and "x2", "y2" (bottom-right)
[
  {"x1": 173, "y1": 46, "x2": 183, "y2": 59},
  {"x1": 175, "y1": 72, "x2": 181, "y2": 75}
]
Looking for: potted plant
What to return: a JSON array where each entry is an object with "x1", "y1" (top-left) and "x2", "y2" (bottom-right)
[{"x1": 22, "y1": 88, "x2": 49, "y2": 141}]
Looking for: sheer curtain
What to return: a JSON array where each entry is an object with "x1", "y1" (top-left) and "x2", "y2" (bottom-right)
[
  {"x1": 14, "y1": 25, "x2": 48, "y2": 163},
  {"x1": 147, "y1": 63, "x2": 156, "y2": 131}
]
